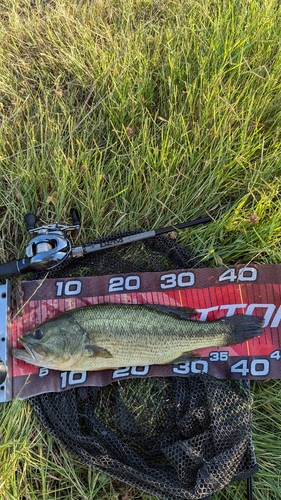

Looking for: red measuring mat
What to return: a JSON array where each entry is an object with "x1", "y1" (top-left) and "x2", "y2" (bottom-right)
[{"x1": 10, "y1": 265, "x2": 281, "y2": 399}]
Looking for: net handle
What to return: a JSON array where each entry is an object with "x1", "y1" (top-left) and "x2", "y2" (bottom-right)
[{"x1": 247, "y1": 476, "x2": 253, "y2": 500}]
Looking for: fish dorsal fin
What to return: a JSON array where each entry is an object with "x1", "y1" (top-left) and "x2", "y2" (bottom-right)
[
  {"x1": 145, "y1": 304, "x2": 198, "y2": 319},
  {"x1": 84, "y1": 344, "x2": 113, "y2": 358}
]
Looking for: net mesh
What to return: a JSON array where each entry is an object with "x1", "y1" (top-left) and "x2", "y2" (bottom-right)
[{"x1": 27, "y1": 232, "x2": 257, "y2": 500}]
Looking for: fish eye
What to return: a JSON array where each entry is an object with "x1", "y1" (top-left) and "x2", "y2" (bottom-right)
[{"x1": 34, "y1": 329, "x2": 44, "y2": 340}]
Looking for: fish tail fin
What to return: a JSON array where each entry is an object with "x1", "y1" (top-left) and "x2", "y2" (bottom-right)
[{"x1": 225, "y1": 314, "x2": 264, "y2": 343}]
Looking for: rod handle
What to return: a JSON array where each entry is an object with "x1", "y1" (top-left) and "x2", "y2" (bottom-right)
[{"x1": 0, "y1": 258, "x2": 32, "y2": 279}]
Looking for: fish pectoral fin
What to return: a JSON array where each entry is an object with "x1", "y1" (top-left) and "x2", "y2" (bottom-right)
[
  {"x1": 171, "y1": 351, "x2": 201, "y2": 364},
  {"x1": 84, "y1": 344, "x2": 113, "y2": 358},
  {"x1": 146, "y1": 305, "x2": 198, "y2": 319}
]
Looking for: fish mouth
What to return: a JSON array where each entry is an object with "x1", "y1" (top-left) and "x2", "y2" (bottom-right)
[{"x1": 12, "y1": 339, "x2": 46, "y2": 366}]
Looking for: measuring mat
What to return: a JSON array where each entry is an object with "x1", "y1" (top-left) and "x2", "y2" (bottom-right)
[{"x1": 1, "y1": 264, "x2": 281, "y2": 401}]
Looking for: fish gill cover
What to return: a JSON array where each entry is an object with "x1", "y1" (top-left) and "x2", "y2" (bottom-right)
[{"x1": 26, "y1": 231, "x2": 257, "y2": 500}]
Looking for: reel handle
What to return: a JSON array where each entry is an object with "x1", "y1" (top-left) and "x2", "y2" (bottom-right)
[
  {"x1": 25, "y1": 214, "x2": 37, "y2": 232},
  {"x1": 71, "y1": 208, "x2": 80, "y2": 226}
]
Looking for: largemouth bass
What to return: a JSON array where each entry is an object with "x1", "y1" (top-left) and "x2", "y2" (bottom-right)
[{"x1": 12, "y1": 304, "x2": 264, "y2": 371}]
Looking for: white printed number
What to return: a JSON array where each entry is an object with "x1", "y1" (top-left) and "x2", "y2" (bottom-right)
[
  {"x1": 218, "y1": 267, "x2": 257, "y2": 283},
  {"x1": 60, "y1": 371, "x2": 87, "y2": 388},
  {"x1": 172, "y1": 360, "x2": 208, "y2": 374},
  {"x1": 209, "y1": 351, "x2": 229, "y2": 362},
  {"x1": 270, "y1": 350, "x2": 281, "y2": 361},
  {"x1": 108, "y1": 276, "x2": 141, "y2": 293},
  {"x1": 112, "y1": 366, "x2": 150, "y2": 379},
  {"x1": 160, "y1": 272, "x2": 195, "y2": 289},
  {"x1": 56, "y1": 280, "x2": 82, "y2": 297},
  {"x1": 230, "y1": 359, "x2": 269, "y2": 377}
]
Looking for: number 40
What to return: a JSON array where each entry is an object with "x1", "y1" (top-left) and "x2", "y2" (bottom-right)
[{"x1": 219, "y1": 267, "x2": 257, "y2": 283}]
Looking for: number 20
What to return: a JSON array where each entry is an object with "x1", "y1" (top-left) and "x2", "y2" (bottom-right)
[{"x1": 108, "y1": 276, "x2": 141, "y2": 293}]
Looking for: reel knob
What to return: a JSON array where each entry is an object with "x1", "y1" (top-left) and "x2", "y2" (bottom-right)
[{"x1": 25, "y1": 214, "x2": 37, "y2": 232}]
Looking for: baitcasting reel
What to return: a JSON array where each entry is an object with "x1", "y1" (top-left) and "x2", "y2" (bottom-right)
[
  {"x1": 0, "y1": 209, "x2": 81, "y2": 278},
  {"x1": 24, "y1": 210, "x2": 80, "y2": 270}
]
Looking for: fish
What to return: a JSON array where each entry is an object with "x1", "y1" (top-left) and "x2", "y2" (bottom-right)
[{"x1": 12, "y1": 304, "x2": 264, "y2": 371}]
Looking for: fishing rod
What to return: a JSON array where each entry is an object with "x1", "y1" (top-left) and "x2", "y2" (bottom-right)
[{"x1": 0, "y1": 209, "x2": 212, "y2": 279}]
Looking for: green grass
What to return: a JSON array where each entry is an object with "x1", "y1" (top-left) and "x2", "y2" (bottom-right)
[{"x1": 0, "y1": 0, "x2": 281, "y2": 498}]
